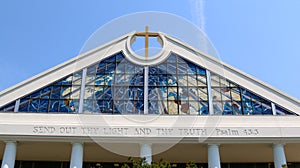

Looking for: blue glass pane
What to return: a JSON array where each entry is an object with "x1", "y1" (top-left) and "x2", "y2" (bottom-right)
[
  {"x1": 243, "y1": 101, "x2": 253, "y2": 115},
  {"x1": 167, "y1": 74, "x2": 177, "y2": 86},
  {"x1": 148, "y1": 75, "x2": 158, "y2": 86},
  {"x1": 31, "y1": 91, "x2": 41, "y2": 99},
  {"x1": 213, "y1": 102, "x2": 223, "y2": 115},
  {"x1": 105, "y1": 74, "x2": 114, "y2": 85},
  {"x1": 251, "y1": 94, "x2": 262, "y2": 102},
  {"x1": 157, "y1": 64, "x2": 167, "y2": 74},
  {"x1": 116, "y1": 53, "x2": 125, "y2": 62},
  {"x1": 149, "y1": 100, "x2": 160, "y2": 114},
  {"x1": 188, "y1": 87, "x2": 198, "y2": 101},
  {"x1": 187, "y1": 62, "x2": 197, "y2": 74},
  {"x1": 103, "y1": 55, "x2": 116, "y2": 63},
  {"x1": 83, "y1": 100, "x2": 93, "y2": 113},
  {"x1": 223, "y1": 102, "x2": 233, "y2": 115},
  {"x1": 49, "y1": 100, "x2": 59, "y2": 112},
  {"x1": 115, "y1": 62, "x2": 125, "y2": 73},
  {"x1": 232, "y1": 101, "x2": 242, "y2": 115},
  {"x1": 197, "y1": 66, "x2": 206, "y2": 76},
  {"x1": 125, "y1": 62, "x2": 135, "y2": 74},
  {"x1": 19, "y1": 100, "x2": 29, "y2": 112},
  {"x1": 87, "y1": 64, "x2": 97, "y2": 74},
  {"x1": 38, "y1": 99, "x2": 49, "y2": 112},
  {"x1": 167, "y1": 54, "x2": 177, "y2": 62},
  {"x1": 96, "y1": 63, "x2": 106, "y2": 74},
  {"x1": 95, "y1": 74, "x2": 105, "y2": 85},
  {"x1": 102, "y1": 100, "x2": 113, "y2": 113},
  {"x1": 131, "y1": 73, "x2": 144, "y2": 86},
  {"x1": 199, "y1": 102, "x2": 209, "y2": 115},
  {"x1": 241, "y1": 89, "x2": 252, "y2": 102},
  {"x1": 177, "y1": 64, "x2": 187, "y2": 74},
  {"x1": 167, "y1": 64, "x2": 176, "y2": 74},
  {"x1": 276, "y1": 105, "x2": 297, "y2": 115},
  {"x1": 106, "y1": 63, "x2": 116, "y2": 73},
  {"x1": 0, "y1": 102, "x2": 15, "y2": 112},
  {"x1": 29, "y1": 99, "x2": 39, "y2": 112},
  {"x1": 262, "y1": 102, "x2": 272, "y2": 115},
  {"x1": 177, "y1": 56, "x2": 186, "y2": 63},
  {"x1": 134, "y1": 100, "x2": 144, "y2": 114},
  {"x1": 59, "y1": 100, "x2": 72, "y2": 113},
  {"x1": 55, "y1": 75, "x2": 73, "y2": 85},
  {"x1": 41, "y1": 87, "x2": 51, "y2": 99},
  {"x1": 70, "y1": 100, "x2": 79, "y2": 113},
  {"x1": 51, "y1": 86, "x2": 61, "y2": 99}
]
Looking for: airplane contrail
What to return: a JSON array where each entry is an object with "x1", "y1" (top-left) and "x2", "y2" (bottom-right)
[{"x1": 189, "y1": 0, "x2": 206, "y2": 31}]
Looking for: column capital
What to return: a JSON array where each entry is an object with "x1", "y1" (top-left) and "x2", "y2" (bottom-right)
[
  {"x1": 3, "y1": 141, "x2": 17, "y2": 144},
  {"x1": 272, "y1": 143, "x2": 286, "y2": 147},
  {"x1": 70, "y1": 142, "x2": 84, "y2": 145},
  {"x1": 207, "y1": 143, "x2": 220, "y2": 147},
  {"x1": 139, "y1": 143, "x2": 152, "y2": 146}
]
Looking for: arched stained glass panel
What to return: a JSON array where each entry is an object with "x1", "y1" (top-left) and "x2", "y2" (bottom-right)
[
  {"x1": 83, "y1": 53, "x2": 144, "y2": 114},
  {"x1": 148, "y1": 53, "x2": 208, "y2": 115}
]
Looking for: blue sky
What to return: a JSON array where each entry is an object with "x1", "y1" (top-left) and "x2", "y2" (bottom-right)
[{"x1": 0, "y1": 0, "x2": 299, "y2": 100}]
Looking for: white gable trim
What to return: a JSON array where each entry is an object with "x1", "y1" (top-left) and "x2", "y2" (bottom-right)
[{"x1": 1, "y1": 32, "x2": 299, "y2": 114}]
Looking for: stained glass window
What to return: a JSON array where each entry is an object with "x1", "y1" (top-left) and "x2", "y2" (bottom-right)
[
  {"x1": 83, "y1": 53, "x2": 144, "y2": 114},
  {"x1": 148, "y1": 53, "x2": 208, "y2": 115},
  {"x1": 0, "y1": 52, "x2": 297, "y2": 116},
  {"x1": 17, "y1": 72, "x2": 82, "y2": 113},
  {"x1": 211, "y1": 72, "x2": 275, "y2": 115}
]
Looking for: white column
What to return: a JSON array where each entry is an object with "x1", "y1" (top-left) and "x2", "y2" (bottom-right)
[
  {"x1": 140, "y1": 143, "x2": 152, "y2": 164},
  {"x1": 1, "y1": 141, "x2": 17, "y2": 168},
  {"x1": 70, "y1": 142, "x2": 84, "y2": 168},
  {"x1": 273, "y1": 143, "x2": 287, "y2": 168},
  {"x1": 208, "y1": 144, "x2": 221, "y2": 168}
]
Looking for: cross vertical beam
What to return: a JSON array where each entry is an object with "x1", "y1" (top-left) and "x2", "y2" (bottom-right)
[
  {"x1": 135, "y1": 26, "x2": 159, "y2": 59},
  {"x1": 145, "y1": 26, "x2": 149, "y2": 58}
]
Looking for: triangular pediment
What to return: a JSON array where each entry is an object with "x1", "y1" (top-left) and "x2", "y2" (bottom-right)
[{"x1": 1, "y1": 31, "x2": 299, "y2": 115}]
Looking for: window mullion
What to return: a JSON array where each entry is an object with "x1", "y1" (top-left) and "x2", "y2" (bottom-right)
[
  {"x1": 78, "y1": 68, "x2": 87, "y2": 114},
  {"x1": 144, "y1": 66, "x2": 149, "y2": 114}
]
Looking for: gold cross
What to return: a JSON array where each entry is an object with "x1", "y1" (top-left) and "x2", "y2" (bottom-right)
[{"x1": 135, "y1": 26, "x2": 159, "y2": 58}]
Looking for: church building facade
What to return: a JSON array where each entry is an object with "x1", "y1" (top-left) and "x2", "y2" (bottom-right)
[{"x1": 0, "y1": 29, "x2": 299, "y2": 168}]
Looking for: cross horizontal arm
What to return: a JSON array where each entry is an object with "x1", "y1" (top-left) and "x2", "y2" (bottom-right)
[{"x1": 135, "y1": 32, "x2": 159, "y2": 37}]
